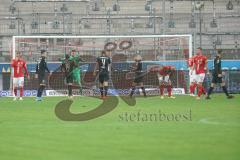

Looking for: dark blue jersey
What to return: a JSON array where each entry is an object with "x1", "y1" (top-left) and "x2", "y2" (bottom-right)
[
  {"x1": 213, "y1": 56, "x2": 222, "y2": 75},
  {"x1": 36, "y1": 57, "x2": 50, "y2": 76},
  {"x1": 135, "y1": 61, "x2": 142, "y2": 72},
  {"x1": 97, "y1": 56, "x2": 111, "y2": 72},
  {"x1": 131, "y1": 61, "x2": 142, "y2": 73}
]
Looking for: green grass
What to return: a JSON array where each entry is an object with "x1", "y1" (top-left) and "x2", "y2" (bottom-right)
[{"x1": 0, "y1": 94, "x2": 240, "y2": 160}]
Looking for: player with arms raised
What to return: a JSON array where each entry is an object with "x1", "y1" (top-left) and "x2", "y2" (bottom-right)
[
  {"x1": 60, "y1": 50, "x2": 85, "y2": 98},
  {"x1": 93, "y1": 50, "x2": 111, "y2": 99},
  {"x1": 11, "y1": 51, "x2": 30, "y2": 100},
  {"x1": 188, "y1": 56, "x2": 197, "y2": 96},
  {"x1": 69, "y1": 50, "x2": 85, "y2": 95},
  {"x1": 193, "y1": 47, "x2": 207, "y2": 100}
]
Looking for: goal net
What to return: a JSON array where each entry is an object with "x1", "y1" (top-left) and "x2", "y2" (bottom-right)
[{"x1": 11, "y1": 35, "x2": 192, "y2": 96}]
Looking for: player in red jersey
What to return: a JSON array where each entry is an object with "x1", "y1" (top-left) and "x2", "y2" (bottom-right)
[
  {"x1": 188, "y1": 56, "x2": 197, "y2": 96},
  {"x1": 11, "y1": 52, "x2": 30, "y2": 100},
  {"x1": 157, "y1": 65, "x2": 176, "y2": 99},
  {"x1": 193, "y1": 47, "x2": 208, "y2": 100}
]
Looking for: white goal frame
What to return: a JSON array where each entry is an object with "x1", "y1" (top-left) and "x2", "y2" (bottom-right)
[{"x1": 10, "y1": 34, "x2": 192, "y2": 96}]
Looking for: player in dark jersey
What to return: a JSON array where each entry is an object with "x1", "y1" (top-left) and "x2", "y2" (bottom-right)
[
  {"x1": 35, "y1": 50, "x2": 51, "y2": 101},
  {"x1": 93, "y1": 50, "x2": 111, "y2": 99},
  {"x1": 206, "y1": 49, "x2": 233, "y2": 99},
  {"x1": 60, "y1": 54, "x2": 74, "y2": 98},
  {"x1": 60, "y1": 50, "x2": 85, "y2": 98},
  {"x1": 129, "y1": 55, "x2": 146, "y2": 97}
]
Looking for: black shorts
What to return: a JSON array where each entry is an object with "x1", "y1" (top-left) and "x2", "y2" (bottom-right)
[
  {"x1": 212, "y1": 74, "x2": 223, "y2": 84},
  {"x1": 38, "y1": 75, "x2": 47, "y2": 85},
  {"x1": 134, "y1": 72, "x2": 144, "y2": 83},
  {"x1": 99, "y1": 71, "x2": 109, "y2": 83},
  {"x1": 66, "y1": 75, "x2": 73, "y2": 84}
]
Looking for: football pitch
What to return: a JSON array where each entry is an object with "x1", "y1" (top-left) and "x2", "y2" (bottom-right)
[{"x1": 0, "y1": 94, "x2": 239, "y2": 160}]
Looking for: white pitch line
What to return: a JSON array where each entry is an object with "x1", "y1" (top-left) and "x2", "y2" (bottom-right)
[{"x1": 198, "y1": 118, "x2": 240, "y2": 127}]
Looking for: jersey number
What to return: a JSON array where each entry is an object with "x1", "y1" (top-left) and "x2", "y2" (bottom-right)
[{"x1": 101, "y1": 59, "x2": 106, "y2": 69}]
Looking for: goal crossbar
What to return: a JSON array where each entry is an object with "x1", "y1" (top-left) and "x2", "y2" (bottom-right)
[{"x1": 12, "y1": 34, "x2": 193, "y2": 58}]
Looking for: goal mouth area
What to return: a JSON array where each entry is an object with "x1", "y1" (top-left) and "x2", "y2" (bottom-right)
[{"x1": 10, "y1": 35, "x2": 192, "y2": 96}]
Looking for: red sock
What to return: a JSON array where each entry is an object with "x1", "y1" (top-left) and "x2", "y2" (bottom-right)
[
  {"x1": 14, "y1": 88, "x2": 17, "y2": 96},
  {"x1": 167, "y1": 85, "x2": 172, "y2": 97},
  {"x1": 190, "y1": 83, "x2": 197, "y2": 94},
  {"x1": 160, "y1": 85, "x2": 164, "y2": 96},
  {"x1": 197, "y1": 85, "x2": 203, "y2": 97},
  {"x1": 20, "y1": 87, "x2": 23, "y2": 97},
  {"x1": 193, "y1": 83, "x2": 197, "y2": 93},
  {"x1": 190, "y1": 85, "x2": 193, "y2": 94}
]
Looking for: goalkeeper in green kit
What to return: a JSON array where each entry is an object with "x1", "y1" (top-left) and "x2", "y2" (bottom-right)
[{"x1": 60, "y1": 50, "x2": 85, "y2": 98}]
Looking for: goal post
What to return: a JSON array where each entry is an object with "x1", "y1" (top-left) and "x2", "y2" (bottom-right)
[{"x1": 11, "y1": 34, "x2": 193, "y2": 96}]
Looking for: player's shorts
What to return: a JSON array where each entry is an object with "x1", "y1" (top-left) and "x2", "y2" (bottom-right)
[
  {"x1": 38, "y1": 74, "x2": 47, "y2": 85},
  {"x1": 196, "y1": 73, "x2": 205, "y2": 83},
  {"x1": 66, "y1": 75, "x2": 73, "y2": 84},
  {"x1": 72, "y1": 72, "x2": 81, "y2": 83},
  {"x1": 189, "y1": 70, "x2": 197, "y2": 83},
  {"x1": 99, "y1": 71, "x2": 109, "y2": 83},
  {"x1": 158, "y1": 75, "x2": 170, "y2": 83},
  {"x1": 212, "y1": 74, "x2": 223, "y2": 84},
  {"x1": 13, "y1": 77, "x2": 24, "y2": 87},
  {"x1": 134, "y1": 72, "x2": 144, "y2": 83}
]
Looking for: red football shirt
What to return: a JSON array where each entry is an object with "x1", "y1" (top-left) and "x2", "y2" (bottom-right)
[
  {"x1": 159, "y1": 66, "x2": 174, "y2": 76},
  {"x1": 11, "y1": 59, "x2": 29, "y2": 78},
  {"x1": 193, "y1": 55, "x2": 207, "y2": 74}
]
